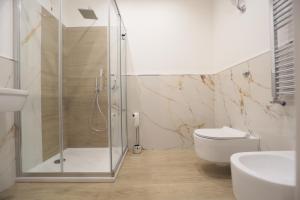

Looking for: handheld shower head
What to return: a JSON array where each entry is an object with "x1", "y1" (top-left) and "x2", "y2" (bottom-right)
[{"x1": 78, "y1": 8, "x2": 98, "y2": 20}]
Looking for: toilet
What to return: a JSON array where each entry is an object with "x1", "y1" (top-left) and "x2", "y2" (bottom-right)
[{"x1": 193, "y1": 127, "x2": 259, "y2": 164}]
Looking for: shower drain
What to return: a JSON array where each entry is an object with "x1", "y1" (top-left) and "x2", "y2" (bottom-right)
[{"x1": 54, "y1": 158, "x2": 66, "y2": 164}]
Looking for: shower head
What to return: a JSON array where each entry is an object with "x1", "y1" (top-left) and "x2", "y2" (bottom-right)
[{"x1": 78, "y1": 8, "x2": 98, "y2": 20}]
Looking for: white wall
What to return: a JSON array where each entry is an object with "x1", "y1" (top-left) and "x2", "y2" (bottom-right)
[
  {"x1": 23, "y1": 0, "x2": 272, "y2": 76},
  {"x1": 212, "y1": 0, "x2": 271, "y2": 72},
  {"x1": 117, "y1": 0, "x2": 272, "y2": 75},
  {"x1": 0, "y1": 0, "x2": 13, "y2": 59},
  {"x1": 117, "y1": 0, "x2": 214, "y2": 75}
]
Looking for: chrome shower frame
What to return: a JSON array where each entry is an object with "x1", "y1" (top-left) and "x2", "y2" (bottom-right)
[{"x1": 13, "y1": 0, "x2": 128, "y2": 182}]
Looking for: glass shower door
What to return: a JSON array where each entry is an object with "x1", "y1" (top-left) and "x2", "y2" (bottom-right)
[
  {"x1": 17, "y1": 0, "x2": 128, "y2": 178},
  {"x1": 20, "y1": 0, "x2": 61, "y2": 173}
]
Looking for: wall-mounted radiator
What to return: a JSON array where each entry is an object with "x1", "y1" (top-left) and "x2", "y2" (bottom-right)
[{"x1": 270, "y1": 0, "x2": 295, "y2": 105}]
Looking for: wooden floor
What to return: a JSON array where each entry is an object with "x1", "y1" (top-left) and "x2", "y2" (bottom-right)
[{"x1": 0, "y1": 149, "x2": 235, "y2": 200}]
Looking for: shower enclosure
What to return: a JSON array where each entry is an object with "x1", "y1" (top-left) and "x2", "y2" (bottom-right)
[{"x1": 14, "y1": 0, "x2": 127, "y2": 180}]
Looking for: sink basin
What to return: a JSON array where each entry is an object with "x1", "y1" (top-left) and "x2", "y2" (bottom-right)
[
  {"x1": 0, "y1": 88, "x2": 29, "y2": 112},
  {"x1": 231, "y1": 151, "x2": 295, "y2": 200}
]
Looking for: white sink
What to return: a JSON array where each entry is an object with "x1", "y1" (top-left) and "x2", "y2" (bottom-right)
[
  {"x1": 0, "y1": 88, "x2": 29, "y2": 112},
  {"x1": 231, "y1": 151, "x2": 295, "y2": 200}
]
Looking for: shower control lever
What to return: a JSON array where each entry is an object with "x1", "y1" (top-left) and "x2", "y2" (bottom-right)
[{"x1": 121, "y1": 33, "x2": 127, "y2": 40}]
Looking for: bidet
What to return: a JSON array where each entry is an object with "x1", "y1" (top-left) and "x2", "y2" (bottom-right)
[{"x1": 231, "y1": 151, "x2": 295, "y2": 200}]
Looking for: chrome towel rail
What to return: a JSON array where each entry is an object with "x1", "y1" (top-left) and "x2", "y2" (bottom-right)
[{"x1": 270, "y1": 0, "x2": 295, "y2": 105}]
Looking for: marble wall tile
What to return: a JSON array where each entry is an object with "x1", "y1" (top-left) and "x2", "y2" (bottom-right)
[
  {"x1": 214, "y1": 52, "x2": 296, "y2": 150},
  {"x1": 127, "y1": 75, "x2": 215, "y2": 149},
  {"x1": 0, "y1": 57, "x2": 16, "y2": 191},
  {"x1": 20, "y1": 0, "x2": 43, "y2": 172},
  {"x1": 127, "y1": 52, "x2": 295, "y2": 151},
  {"x1": 0, "y1": 59, "x2": 14, "y2": 88},
  {"x1": 0, "y1": 123, "x2": 16, "y2": 192}
]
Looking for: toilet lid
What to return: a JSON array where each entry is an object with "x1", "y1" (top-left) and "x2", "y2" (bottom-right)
[{"x1": 194, "y1": 127, "x2": 248, "y2": 140}]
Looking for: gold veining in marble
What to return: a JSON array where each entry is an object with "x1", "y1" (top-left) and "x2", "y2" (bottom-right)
[
  {"x1": 127, "y1": 75, "x2": 215, "y2": 149},
  {"x1": 215, "y1": 52, "x2": 295, "y2": 150},
  {"x1": 21, "y1": 19, "x2": 41, "y2": 45},
  {"x1": 227, "y1": 66, "x2": 282, "y2": 119},
  {"x1": 127, "y1": 52, "x2": 294, "y2": 150},
  {"x1": 200, "y1": 75, "x2": 215, "y2": 91}
]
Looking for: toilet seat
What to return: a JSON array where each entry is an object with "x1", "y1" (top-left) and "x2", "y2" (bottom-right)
[
  {"x1": 193, "y1": 127, "x2": 259, "y2": 163},
  {"x1": 194, "y1": 127, "x2": 248, "y2": 140}
]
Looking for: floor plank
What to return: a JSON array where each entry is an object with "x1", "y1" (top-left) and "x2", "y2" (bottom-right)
[{"x1": 0, "y1": 149, "x2": 235, "y2": 200}]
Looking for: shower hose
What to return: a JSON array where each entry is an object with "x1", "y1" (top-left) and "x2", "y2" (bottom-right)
[{"x1": 89, "y1": 91, "x2": 107, "y2": 134}]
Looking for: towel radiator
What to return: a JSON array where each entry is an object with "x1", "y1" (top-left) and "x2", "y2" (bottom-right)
[{"x1": 270, "y1": 0, "x2": 295, "y2": 105}]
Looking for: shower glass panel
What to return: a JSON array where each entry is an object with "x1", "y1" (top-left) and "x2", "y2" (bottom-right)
[
  {"x1": 109, "y1": 0, "x2": 123, "y2": 171},
  {"x1": 20, "y1": 0, "x2": 61, "y2": 173},
  {"x1": 17, "y1": 0, "x2": 127, "y2": 178}
]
